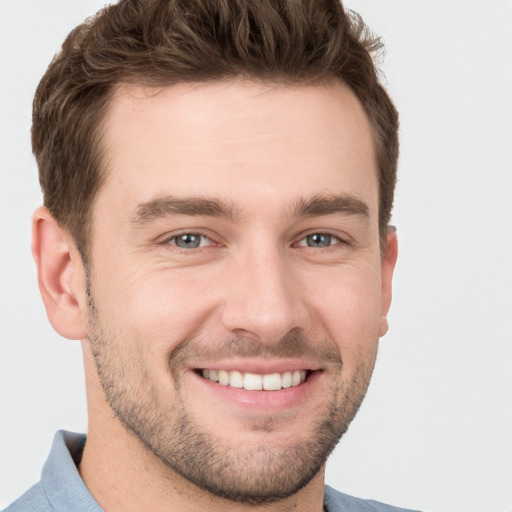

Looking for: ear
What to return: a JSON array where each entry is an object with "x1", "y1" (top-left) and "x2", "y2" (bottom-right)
[
  {"x1": 379, "y1": 229, "x2": 398, "y2": 337},
  {"x1": 32, "y1": 206, "x2": 88, "y2": 340}
]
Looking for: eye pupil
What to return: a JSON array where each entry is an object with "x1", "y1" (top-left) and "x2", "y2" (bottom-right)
[
  {"x1": 175, "y1": 234, "x2": 201, "y2": 248},
  {"x1": 307, "y1": 233, "x2": 331, "y2": 247}
]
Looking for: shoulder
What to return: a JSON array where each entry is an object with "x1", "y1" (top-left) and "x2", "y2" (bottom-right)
[
  {"x1": 324, "y1": 485, "x2": 422, "y2": 512},
  {"x1": 3, "y1": 431, "x2": 98, "y2": 512},
  {"x1": 3, "y1": 482, "x2": 51, "y2": 512}
]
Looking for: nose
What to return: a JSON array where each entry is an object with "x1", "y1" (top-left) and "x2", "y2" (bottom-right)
[{"x1": 220, "y1": 245, "x2": 309, "y2": 344}]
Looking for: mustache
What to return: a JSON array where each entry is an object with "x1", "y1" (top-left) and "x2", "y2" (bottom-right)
[{"x1": 169, "y1": 328, "x2": 342, "y2": 367}]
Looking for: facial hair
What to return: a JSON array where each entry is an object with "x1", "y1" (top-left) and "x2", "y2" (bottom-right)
[{"x1": 85, "y1": 277, "x2": 377, "y2": 504}]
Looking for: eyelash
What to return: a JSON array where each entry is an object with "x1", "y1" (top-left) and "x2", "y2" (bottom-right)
[
  {"x1": 294, "y1": 232, "x2": 345, "y2": 248},
  {"x1": 163, "y1": 232, "x2": 216, "y2": 249},
  {"x1": 161, "y1": 231, "x2": 349, "y2": 251}
]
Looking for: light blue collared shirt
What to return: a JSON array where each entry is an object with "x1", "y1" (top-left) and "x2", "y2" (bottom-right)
[
  {"x1": 5, "y1": 430, "x2": 419, "y2": 512},
  {"x1": 5, "y1": 431, "x2": 102, "y2": 512}
]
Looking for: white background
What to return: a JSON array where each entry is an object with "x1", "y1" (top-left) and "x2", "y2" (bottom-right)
[{"x1": 1, "y1": 1, "x2": 511, "y2": 511}]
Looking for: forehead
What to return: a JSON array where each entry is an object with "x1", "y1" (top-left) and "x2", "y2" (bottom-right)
[{"x1": 97, "y1": 80, "x2": 378, "y2": 221}]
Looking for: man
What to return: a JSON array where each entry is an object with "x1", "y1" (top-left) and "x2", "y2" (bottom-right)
[{"x1": 5, "y1": 0, "x2": 415, "y2": 510}]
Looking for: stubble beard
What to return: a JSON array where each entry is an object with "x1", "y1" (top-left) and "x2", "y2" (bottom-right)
[{"x1": 85, "y1": 282, "x2": 377, "y2": 504}]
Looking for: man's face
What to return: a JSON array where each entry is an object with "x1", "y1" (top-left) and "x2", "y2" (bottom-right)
[{"x1": 82, "y1": 80, "x2": 395, "y2": 503}]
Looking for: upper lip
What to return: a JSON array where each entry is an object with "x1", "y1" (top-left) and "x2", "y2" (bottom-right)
[{"x1": 189, "y1": 358, "x2": 323, "y2": 374}]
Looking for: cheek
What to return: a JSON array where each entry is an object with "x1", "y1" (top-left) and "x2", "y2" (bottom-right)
[
  {"x1": 94, "y1": 267, "x2": 221, "y2": 354},
  {"x1": 303, "y1": 264, "x2": 383, "y2": 351}
]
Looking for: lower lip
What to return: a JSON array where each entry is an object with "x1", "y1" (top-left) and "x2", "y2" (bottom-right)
[{"x1": 188, "y1": 370, "x2": 321, "y2": 412}]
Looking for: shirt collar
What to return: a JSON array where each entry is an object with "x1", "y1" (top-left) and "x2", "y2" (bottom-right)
[{"x1": 41, "y1": 430, "x2": 103, "y2": 512}]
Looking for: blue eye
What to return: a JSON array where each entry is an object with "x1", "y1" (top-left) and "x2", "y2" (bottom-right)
[
  {"x1": 170, "y1": 233, "x2": 208, "y2": 249},
  {"x1": 307, "y1": 233, "x2": 333, "y2": 247},
  {"x1": 298, "y1": 233, "x2": 340, "y2": 248}
]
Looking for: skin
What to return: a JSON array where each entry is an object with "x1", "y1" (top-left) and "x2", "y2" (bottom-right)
[{"x1": 33, "y1": 79, "x2": 398, "y2": 512}]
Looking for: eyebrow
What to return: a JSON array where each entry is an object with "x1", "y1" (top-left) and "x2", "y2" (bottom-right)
[
  {"x1": 131, "y1": 196, "x2": 240, "y2": 225},
  {"x1": 131, "y1": 193, "x2": 370, "y2": 226},
  {"x1": 292, "y1": 194, "x2": 370, "y2": 218}
]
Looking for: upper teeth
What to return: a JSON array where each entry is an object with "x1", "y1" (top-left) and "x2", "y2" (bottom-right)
[{"x1": 202, "y1": 369, "x2": 307, "y2": 391}]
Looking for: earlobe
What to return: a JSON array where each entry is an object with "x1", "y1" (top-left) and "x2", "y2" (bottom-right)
[
  {"x1": 379, "y1": 230, "x2": 398, "y2": 337},
  {"x1": 32, "y1": 206, "x2": 88, "y2": 340}
]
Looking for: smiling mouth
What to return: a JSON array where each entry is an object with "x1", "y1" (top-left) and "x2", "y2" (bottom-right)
[{"x1": 198, "y1": 369, "x2": 311, "y2": 391}]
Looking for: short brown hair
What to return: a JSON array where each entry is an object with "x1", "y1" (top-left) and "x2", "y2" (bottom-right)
[{"x1": 32, "y1": 0, "x2": 399, "y2": 258}]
